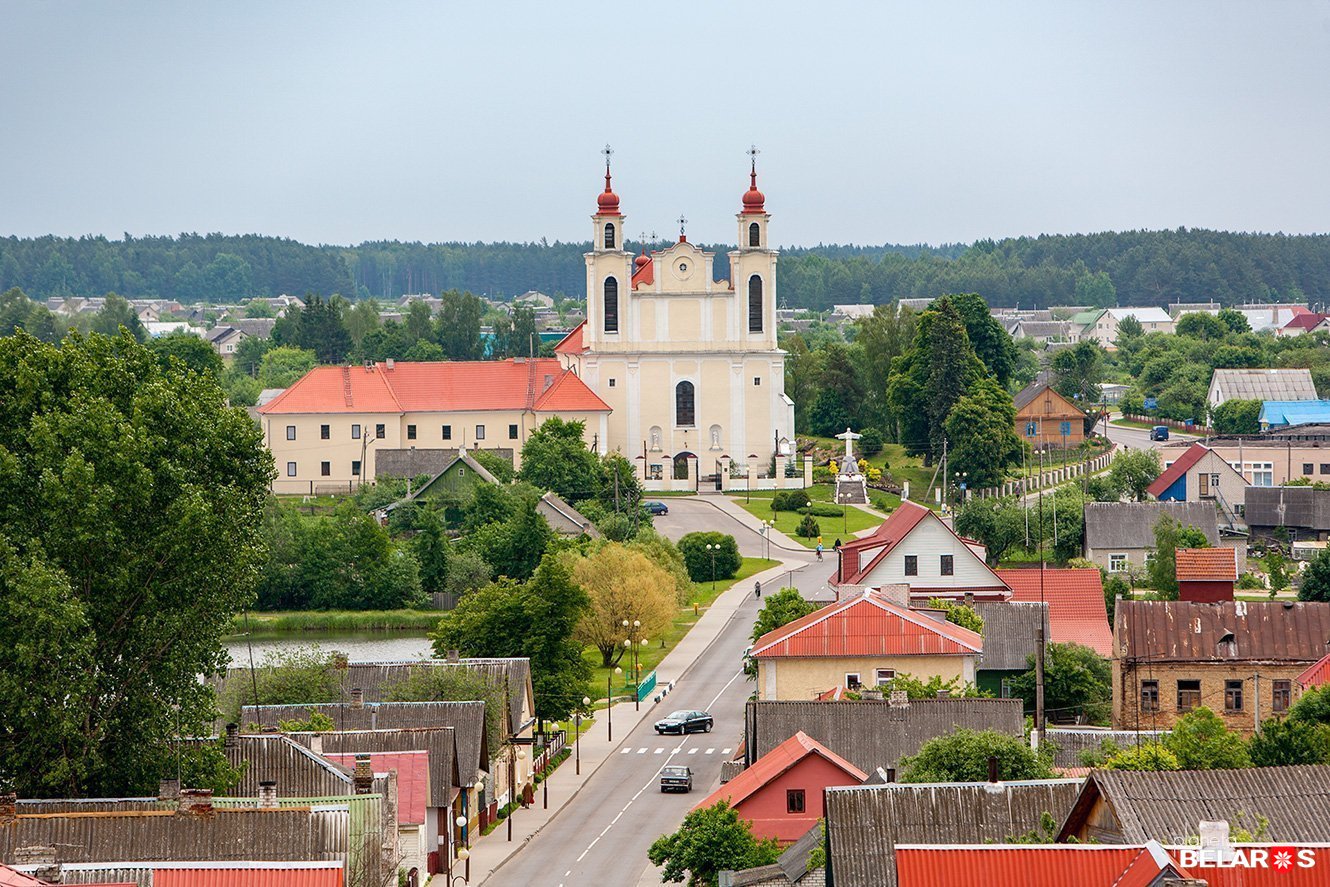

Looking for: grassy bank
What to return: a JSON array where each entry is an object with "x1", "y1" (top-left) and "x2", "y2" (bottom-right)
[
  {"x1": 584, "y1": 556, "x2": 777, "y2": 701},
  {"x1": 730, "y1": 496, "x2": 883, "y2": 547},
  {"x1": 229, "y1": 609, "x2": 443, "y2": 635}
]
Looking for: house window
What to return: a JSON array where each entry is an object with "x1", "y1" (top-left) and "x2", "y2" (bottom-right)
[
  {"x1": 1304, "y1": 463, "x2": 1314, "y2": 475},
  {"x1": 320, "y1": 424, "x2": 330, "y2": 440},
  {"x1": 508, "y1": 424, "x2": 518, "y2": 440},
  {"x1": 904, "y1": 555, "x2": 918, "y2": 576},
  {"x1": 1252, "y1": 463, "x2": 1273, "y2": 486},
  {"x1": 1141, "y1": 680, "x2": 1159, "y2": 712},
  {"x1": 675, "y1": 381, "x2": 696, "y2": 427},
  {"x1": 786, "y1": 789, "x2": 806, "y2": 815},
  {"x1": 458, "y1": 467, "x2": 465, "y2": 477},
  {"x1": 352, "y1": 424, "x2": 361, "y2": 440},
  {"x1": 1225, "y1": 679, "x2": 1244, "y2": 712},
  {"x1": 845, "y1": 673, "x2": 862, "y2": 690},
  {"x1": 1321, "y1": 464, "x2": 1330, "y2": 475},
  {"x1": 1109, "y1": 554, "x2": 1128, "y2": 573},
  {"x1": 375, "y1": 423, "x2": 385, "y2": 439},
  {"x1": 940, "y1": 554, "x2": 954, "y2": 576},
  {"x1": 286, "y1": 461, "x2": 297, "y2": 477},
  {"x1": 476, "y1": 425, "x2": 486, "y2": 440},
  {"x1": 609, "y1": 378, "x2": 616, "y2": 387},
  {"x1": 320, "y1": 461, "x2": 330, "y2": 477},
  {"x1": 1000, "y1": 678, "x2": 1013, "y2": 699},
  {"x1": 286, "y1": 425, "x2": 296, "y2": 441},
  {"x1": 442, "y1": 425, "x2": 452, "y2": 440},
  {"x1": 351, "y1": 459, "x2": 361, "y2": 476},
  {"x1": 748, "y1": 275, "x2": 764, "y2": 333},
  {"x1": 604, "y1": 277, "x2": 619, "y2": 333},
  {"x1": 1177, "y1": 679, "x2": 1201, "y2": 712},
  {"x1": 407, "y1": 425, "x2": 417, "y2": 440},
  {"x1": 749, "y1": 222, "x2": 760, "y2": 247},
  {"x1": 604, "y1": 222, "x2": 616, "y2": 250},
  {"x1": 754, "y1": 377, "x2": 761, "y2": 386},
  {"x1": 875, "y1": 668, "x2": 895, "y2": 686},
  {"x1": 1273, "y1": 680, "x2": 1292, "y2": 713}
]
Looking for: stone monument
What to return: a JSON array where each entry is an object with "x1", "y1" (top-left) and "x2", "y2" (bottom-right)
[{"x1": 834, "y1": 427, "x2": 868, "y2": 505}]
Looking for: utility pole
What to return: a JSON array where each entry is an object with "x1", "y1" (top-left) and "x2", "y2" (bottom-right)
[
  {"x1": 941, "y1": 436, "x2": 949, "y2": 515},
  {"x1": 1035, "y1": 474, "x2": 1047, "y2": 750},
  {"x1": 1253, "y1": 672, "x2": 1261, "y2": 734}
]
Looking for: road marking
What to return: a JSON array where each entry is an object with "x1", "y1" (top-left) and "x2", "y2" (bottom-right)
[
  {"x1": 636, "y1": 748, "x2": 647, "y2": 754},
  {"x1": 620, "y1": 748, "x2": 630, "y2": 754},
  {"x1": 704, "y1": 748, "x2": 714, "y2": 754},
  {"x1": 722, "y1": 747, "x2": 732, "y2": 755},
  {"x1": 688, "y1": 748, "x2": 698, "y2": 755},
  {"x1": 654, "y1": 748, "x2": 664, "y2": 754}
]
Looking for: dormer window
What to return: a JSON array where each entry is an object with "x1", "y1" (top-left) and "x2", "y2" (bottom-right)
[{"x1": 604, "y1": 223, "x2": 616, "y2": 250}]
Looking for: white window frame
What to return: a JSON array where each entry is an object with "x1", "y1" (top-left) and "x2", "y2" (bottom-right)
[
  {"x1": 875, "y1": 668, "x2": 895, "y2": 686},
  {"x1": 1109, "y1": 553, "x2": 1128, "y2": 573},
  {"x1": 845, "y1": 672, "x2": 862, "y2": 690}
]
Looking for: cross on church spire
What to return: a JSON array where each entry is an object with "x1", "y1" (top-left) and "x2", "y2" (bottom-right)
[
  {"x1": 677, "y1": 214, "x2": 687, "y2": 239},
  {"x1": 602, "y1": 143, "x2": 614, "y2": 171},
  {"x1": 748, "y1": 144, "x2": 760, "y2": 173}
]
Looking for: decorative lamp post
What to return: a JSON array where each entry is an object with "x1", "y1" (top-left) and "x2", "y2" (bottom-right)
[
  {"x1": 454, "y1": 813, "x2": 469, "y2": 883},
  {"x1": 608, "y1": 665, "x2": 622, "y2": 741},
  {"x1": 575, "y1": 696, "x2": 590, "y2": 775},
  {"x1": 705, "y1": 543, "x2": 717, "y2": 594}
]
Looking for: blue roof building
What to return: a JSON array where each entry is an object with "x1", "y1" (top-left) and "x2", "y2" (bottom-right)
[{"x1": 1259, "y1": 400, "x2": 1330, "y2": 430}]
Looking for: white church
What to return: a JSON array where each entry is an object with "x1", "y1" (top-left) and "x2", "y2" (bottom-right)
[{"x1": 554, "y1": 151, "x2": 802, "y2": 491}]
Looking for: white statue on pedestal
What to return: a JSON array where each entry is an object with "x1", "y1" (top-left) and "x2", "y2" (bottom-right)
[
  {"x1": 834, "y1": 427, "x2": 868, "y2": 506},
  {"x1": 835, "y1": 428, "x2": 862, "y2": 480}
]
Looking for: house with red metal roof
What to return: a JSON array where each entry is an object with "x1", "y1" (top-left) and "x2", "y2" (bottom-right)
[
  {"x1": 326, "y1": 750, "x2": 431, "y2": 878},
  {"x1": 750, "y1": 588, "x2": 983, "y2": 700},
  {"x1": 257, "y1": 358, "x2": 611, "y2": 494},
  {"x1": 995, "y1": 568, "x2": 1112, "y2": 657},
  {"x1": 1148, "y1": 442, "x2": 1247, "y2": 509},
  {"x1": 693, "y1": 731, "x2": 866, "y2": 843},
  {"x1": 832, "y1": 501, "x2": 1010, "y2": 602},
  {"x1": 1298, "y1": 651, "x2": 1330, "y2": 689},
  {"x1": 1175, "y1": 547, "x2": 1237, "y2": 602}
]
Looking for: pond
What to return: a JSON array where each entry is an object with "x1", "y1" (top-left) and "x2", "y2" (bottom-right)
[{"x1": 224, "y1": 632, "x2": 433, "y2": 666}]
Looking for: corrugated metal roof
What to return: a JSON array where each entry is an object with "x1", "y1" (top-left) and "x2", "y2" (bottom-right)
[
  {"x1": 1211, "y1": 368, "x2": 1318, "y2": 403},
  {"x1": 1146, "y1": 443, "x2": 1210, "y2": 497},
  {"x1": 751, "y1": 590, "x2": 982, "y2": 659},
  {"x1": 1260, "y1": 400, "x2": 1330, "y2": 428},
  {"x1": 1175, "y1": 547, "x2": 1237, "y2": 582},
  {"x1": 1115, "y1": 600, "x2": 1330, "y2": 663},
  {"x1": 1246, "y1": 486, "x2": 1330, "y2": 530},
  {"x1": 1298, "y1": 652, "x2": 1330, "y2": 687},
  {"x1": 326, "y1": 752, "x2": 429, "y2": 825},
  {"x1": 973, "y1": 602, "x2": 1048, "y2": 672},
  {"x1": 1044, "y1": 727, "x2": 1170, "y2": 768},
  {"x1": 996, "y1": 568, "x2": 1112, "y2": 657},
  {"x1": 744, "y1": 698, "x2": 1024, "y2": 775},
  {"x1": 191, "y1": 735, "x2": 355, "y2": 799},
  {"x1": 893, "y1": 845, "x2": 1157, "y2": 887},
  {"x1": 155, "y1": 869, "x2": 342, "y2": 887},
  {"x1": 824, "y1": 779, "x2": 1084, "y2": 887},
  {"x1": 1058, "y1": 766, "x2": 1330, "y2": 844},
  {"x1": 694, "y1": 731, "x2": 865, "y2": 821},
  {"x1": 290, "y1": 727, "x2": 458, "y2": 808},
  {"x1": 1083, "y1": 501, "x2": 1221, "y2": 549}
]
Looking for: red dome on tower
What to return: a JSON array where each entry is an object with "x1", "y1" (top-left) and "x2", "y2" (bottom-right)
[
  {"x1": 597, "y1": 169, "x2": 621, "y2": 216},
  {"x1": 634, "y1": 250, "x2": 651, "y2": 269},
  {"x1": 741, "y1": 168, "x2": 765, "y2": 214}
]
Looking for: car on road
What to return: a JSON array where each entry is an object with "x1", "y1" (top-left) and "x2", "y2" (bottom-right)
[
  {"x1": 644, "y1": 501, "x2": 669, "y2": 515},
  {"x1": 660, "y1": 765, "x2": 693, "y2": 793},
  {"x1": 654, "y1": 709, "x2": 714, "y2": 735},
  {"x1": 1149, "y1": 425, "x2": 1170, "y2": 441}
]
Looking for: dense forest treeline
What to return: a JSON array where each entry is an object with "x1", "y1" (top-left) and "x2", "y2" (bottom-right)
[{"x1": 2, "y1": 228, "x2": 1327, "y2": 309}]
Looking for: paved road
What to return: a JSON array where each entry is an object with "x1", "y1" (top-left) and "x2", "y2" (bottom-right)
[
  {"x1": 1102, "y1": 418, "x2": 1198, "y2": 452},
  {"x1": 489, "y1": 497, "x2": 828, "y2": 887}
]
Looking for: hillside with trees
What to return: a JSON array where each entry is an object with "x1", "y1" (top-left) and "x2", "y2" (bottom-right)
[{"x1": 3, "y1": 228, "x2": 1328, "y2": 308}]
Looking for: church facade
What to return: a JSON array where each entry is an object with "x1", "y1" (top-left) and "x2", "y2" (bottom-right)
[{"x1": 554, "y1": 157, "x2": 797, "y2": 490}]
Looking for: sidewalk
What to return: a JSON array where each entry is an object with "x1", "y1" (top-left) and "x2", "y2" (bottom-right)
[{"x1": 461, "y1": 552, "x2": 803, "y2": 886}]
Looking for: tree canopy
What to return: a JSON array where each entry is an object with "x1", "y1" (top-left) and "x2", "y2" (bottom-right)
[{"x1": 648, "y1": 801, "x2": 781, "y2": 887}]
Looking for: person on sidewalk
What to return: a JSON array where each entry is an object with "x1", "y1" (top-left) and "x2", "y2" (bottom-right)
[{"x1": 754, "y1": 581, "x2": 762, "y2": 599}]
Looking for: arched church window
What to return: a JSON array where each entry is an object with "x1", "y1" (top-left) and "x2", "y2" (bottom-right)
[
  {"x1": 748, "y1": 222, "x2": 760, "y2": 247},
  {"x1": 604, "y1": 277, "x2": 619, "y2": 333},
  {"x1": 748, "y1": 275, "x2": 763, "y2": 333},
  {"x1": 604, "y1": 223, "x2": 616, "y2": 250},
  {"x1": 675, "y1": 380, "x2": 695, "y2": 427}
]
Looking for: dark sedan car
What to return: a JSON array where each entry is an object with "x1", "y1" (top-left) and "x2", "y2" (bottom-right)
[
  {"x1": 660, "y1": 765, "x2": 693, "y2": 793},
  {"x1": 645, "y1": 501, "x2": 669, "y2": 515},
  {"x1": 654, "y1": 709, "x2": 713, "y2": 735}
]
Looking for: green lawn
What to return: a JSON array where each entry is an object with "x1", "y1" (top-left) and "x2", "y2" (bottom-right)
[
  {"x1": 730, "y1": 497, "x2": 883, "y2": 547},
  {"x1": 583, "y1": 556, "x2": 777, "y2": 702},
  {"x1": 1110, "y1": 417, "x2": 1159, "y2": 431}
]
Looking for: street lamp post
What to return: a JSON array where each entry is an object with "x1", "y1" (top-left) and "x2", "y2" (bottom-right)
[
  {"x1": 575, "y1": 695, "x2": 590, "y2": 775},
  {"x1": 705, "y1": 543, "x2": 717, "y2": 594},
  {"x1": 454, "y1": 813, "x2": 469, "y2": 883},
  {"x1": 608, "y1": 665, "x2": 621, "y2": 741}
]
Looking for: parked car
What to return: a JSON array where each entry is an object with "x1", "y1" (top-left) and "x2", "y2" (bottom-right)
[
  {"x1": 645, "y1": 501, "x2": 669, "y2": 515},
  {"x1": 654, "y1": 709, "x2": 714, "y2": 735},
  {"x1": 660, "y1": 765, "x2": 693, "y2": 793},
  {"x1": 1149, "y1": 425, "x2": 1169, "y2": 441}
]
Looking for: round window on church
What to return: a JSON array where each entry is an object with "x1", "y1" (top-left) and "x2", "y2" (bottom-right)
[{"x1": 679, "y1": 262, "x2": 688, "y2": 272}]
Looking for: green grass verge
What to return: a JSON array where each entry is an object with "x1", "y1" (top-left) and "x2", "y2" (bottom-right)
[
  {"x1": 229, "y1": 609, "x2": 443, "y2": 635},
  {"x1": 1110, "y1": 418, "x2": 1161, "y2": 431},
  {"x1": 729, "y1": 498, "x2": 883, "y2": 547},
  {"x1": 584, "y1": 556, "x2": 777, "y2": 700},
  {"x1": 645, "y1": 490, "x2": 700, "y2": 498}
]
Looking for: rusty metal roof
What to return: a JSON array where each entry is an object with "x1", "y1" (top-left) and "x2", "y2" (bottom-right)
[
  {"x1": 824, "y1": 779, "x2": 1084, "y2": 887},
  {"x1": 1114, "y1": 600, "x2": 1330, "y2": 663},
  {"x1": 47, "y1": 863, "x2": 343, "y2": 887}
]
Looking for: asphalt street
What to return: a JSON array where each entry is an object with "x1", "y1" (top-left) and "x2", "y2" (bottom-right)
[
  {"x1": 488, "y1": 497, "x2": 824, "y2": 887},
  {"x1": 1101, "y1": 417, "x2": 1198, "y2": 452}
]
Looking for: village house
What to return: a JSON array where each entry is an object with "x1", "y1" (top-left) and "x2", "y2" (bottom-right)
[
  {"x1": 1112, "y1": 600, "x2": 1330, "y2": 733},
  {"x1": 1082, "y1": 501, "x2": 1225, "y2": 575},
  {"x1": 1206, "y1": 367, "x2": 1318, "y2": 412},
  {"x1": 1259, "y1": 400, "x2": 1330, "y2": 430},
  {"x1": 1149, "y1": 442, "x2": 1249, "y2": 512},
  {"x1": 1175, "y1": 547, "x2": 1238, "y2": 603},
  {"x1": 1078, "y1": 307, "x2": 1174, "y2": 347},
  {"x1": 1157, "y1": 432, "x2": 1330, "y2": 488},
  {"x1": 749, "y1": 587, "x2": 984, "y2": 700},
  {"x1": 971, "y1": 601, "x2": 1048, "y2": 698},
  {"x1": 1013, "y1": 380, "x2": 1086, "y2": 450}
]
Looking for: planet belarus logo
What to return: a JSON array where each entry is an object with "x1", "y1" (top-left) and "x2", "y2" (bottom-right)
[
  {"x1": 1271, "y1": 847, "x2": 1297, "y2": 871},
  {"x1": 1175, "y1": 846, "x2": 1317, "y2": 871}
]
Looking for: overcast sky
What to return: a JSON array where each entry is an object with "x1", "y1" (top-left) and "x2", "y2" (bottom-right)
[{"x1": 3, "y1": 1, "x2": 1330, "y2": 248}]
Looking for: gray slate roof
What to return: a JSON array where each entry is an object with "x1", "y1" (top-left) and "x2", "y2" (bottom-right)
[
  {"x1": 973, "y1": 601, "x2": 1048, "y2": 672},
  {"x1": 287, "y1": 727, "x2": 459, "y2": 806},
  {"x1": 744, "y1": 698, "x2": 1024, "y2": 774},
  {"x1": 536, "y1": 491, "x2": 601, "y2": 537},
  {"x1": 1210, "y1": 368, "x2": 1318, "y2": 403},
  {"x1": 1057, "y1": 765, "x2": 1330, "y2": 843},
  {"x1": 181, "y1": 734, "x2": 355, "y2": 798},
  {"x1": 1083, "y1": 501, "x2": 1220, "y2": 550},
  {"x1": 1245, "y1": 485, "x2": 1330, "y2": 530},
  {"x1": 825, "y1": 779, "x2": 1084, "y2": 887},
  {"x1": 1044, "y1": 727, "x2": 1170, "y2": 768}
]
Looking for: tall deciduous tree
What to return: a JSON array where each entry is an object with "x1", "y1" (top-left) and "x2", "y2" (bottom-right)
[
  {"x1": 0, "y1": 331, "x2": 272, "y2": 796},
  {"x1": 149, "y1": 330, "x2": 224, "y2": 377},
  {"x1": 944, "y1": 376, "x2": 1023, "y2": 488},
  {"x1": 90, "y1": 293, "x2": 146, "y2": 341},
  {"x1": 518, "y1": 417, "x2": 603, "y2": 503},
  {"x1": 1051, "y1": 341, "x2": 1106, "y2": 405},
  {"x1": 1164, "y1": 707, "x2": 1251, "y2": 769},
  {"x1": 807, "y1": 342, "x2": 864, "y2": 435},
  {"x1": 568, "y1": 544, "x2": 677, "y2": 667},
  {"x1": 853, "y1": 304, "x2": 916, "y2": 430},
  {"x1": 437, "y1": 289, "x2": 485, "y2": 360},
  {"x1": 899, "y1": 729, "x2": 1054, "y2": 783},
  {"x1": 923, "y1": 298, "x2": 983, "y2": 460},
  {"x1": 648, "y1": 801, "x2": 781, "y2": 887},
  {"x1": 1010, "y1": 643, "x2": 1111, "y2": 726},
  {"x1": 1108, "y1": 448, "x2": 1161, "y2": 502},
  {"x1": 258, "y1": 345, "x2": 318, "y2": 389},
  {"x1": 947, "y1": 292, "x2": 1018, "y2": 386},
  {"x1": 1298, "y1": 547, "x2": 1330, "y2": 602},
  {"x1": 750, "y1": 587, "x2": 818, "y2": 644}
]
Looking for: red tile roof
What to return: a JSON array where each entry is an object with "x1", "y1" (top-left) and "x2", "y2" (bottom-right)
[
  {"x1": 154, "y1": 866, "x2": 343, "y2": 887},
  {"x1": 751, "y1": 590, "x2": 983, "y2": 659},
  {"x1": 258, "y1": 359, "x2": 609, "y2": 415},
  {"x1": 692, "y1": 731, "x2": 865, "y2": 841},
  {"x1": 631, "y1": 254, "x2": 655, "y2": 289},
  {"x1": 1146, "y1": 442, "x2": 1210, "y2": 498},
  {"x1": 1298, "y1": 651, "x2": 1330, "y2": 688},
  {"x1": 1284, "y1": 312, "x2": 1329, "y2": 332},
  {"x1": 1175, "y1": 547, "x2": 1238, "y2": 582},
  {"x1": 326, "y1": 751, "x2": 430, "y2": 824},
  {"x1": 894, "y1": 845, "x2": 1165, "y2": 887},
  {"x1": 553, "y1": 322, "x2": 586, "y2": 355},
  {"x1": 995, "y1": 568, "x2": 1112, "y2": 656}
]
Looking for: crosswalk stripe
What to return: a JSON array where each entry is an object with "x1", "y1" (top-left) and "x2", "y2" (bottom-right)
[
  {"x1": 705, "y1": 748, "x2": 715, "y2": 754},
  {"x1": 687, "y1": 748, "x2": 698, "y2": 755},
  {"x1": 620, "y1": 748, "x2": 631, "y2": 754},
  {"x1": 654, "y1": 748, "x2": 664, "y2": 754},
  {"x1": 636, "y1": 748, "x2": 648, "y2": 754},
  {"x1": 722, "y1": 748, "x2": 733, "y2": 755}
]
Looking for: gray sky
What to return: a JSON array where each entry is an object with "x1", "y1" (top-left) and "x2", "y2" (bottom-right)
[{"x1": 4, "y1": 1, "x2": 1330, "y2": 247}]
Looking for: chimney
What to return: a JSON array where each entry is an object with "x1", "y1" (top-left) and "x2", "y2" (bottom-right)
[
  {"x1": 888, "y1": 690, "x2": 910, "y2": 708},
  {"x1": 885, "y1": 767, "x2": 896, "y2": 783},
  {"x1": 0, "y1": 793, "x2": 16, "y2": 826},
  {"x1": 10, "y1": 847, "x2": 58, "y2": 882},
  {"x1": 987, "y1": 755, "x2": 999, "y2": 783},
  {"x1": 177, "y1": 788, "x2": 215, "y2": 817},
  {"x1": 224, "y1": 723, "x2": 239, "y2": 749},
  {"x1": 258, "y1": 780, "x2": 279, "y2": 810},
  {"x1": 447, "y1": 649, "x2": 460, "y2": 663},
  {"x1": 309, "y1": 733, "x2": 323, "y2": 755},
  {"x1": 350, "y1": 687, "x2": 364, "y2": 709},
  {"x1": 158, "y1": 778, "x2": 181, "y2": 801},
  {"x1": 354, "y1": 753, "x2": 374, "y2": 795}
]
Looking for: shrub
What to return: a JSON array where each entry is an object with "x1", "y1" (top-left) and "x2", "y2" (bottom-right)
[
  {"x1": 795, "y1": 514, "x2": 822, "y2": 539},
  {"x1": 1104, "y1": 742, "x2": 1179, "y2": 771},
  {"x1": 771, "y1": 490, "x2": 811, "y2": 512},
  {"x1": 1236, "y1": 572, "x2": 1266, "y2": 590},
  {"x1": 812, "y1": 466, "x2": 835, "y2": 484},
  {"x1": 677, "y1": 532, "x2": 742, "y2": 583},
  {"x1": 925, "y1": 598, "x2": 984, "y2": 633},
  {"x1": 801, "y1": 503, "x2": 845, "y2": 517}
]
